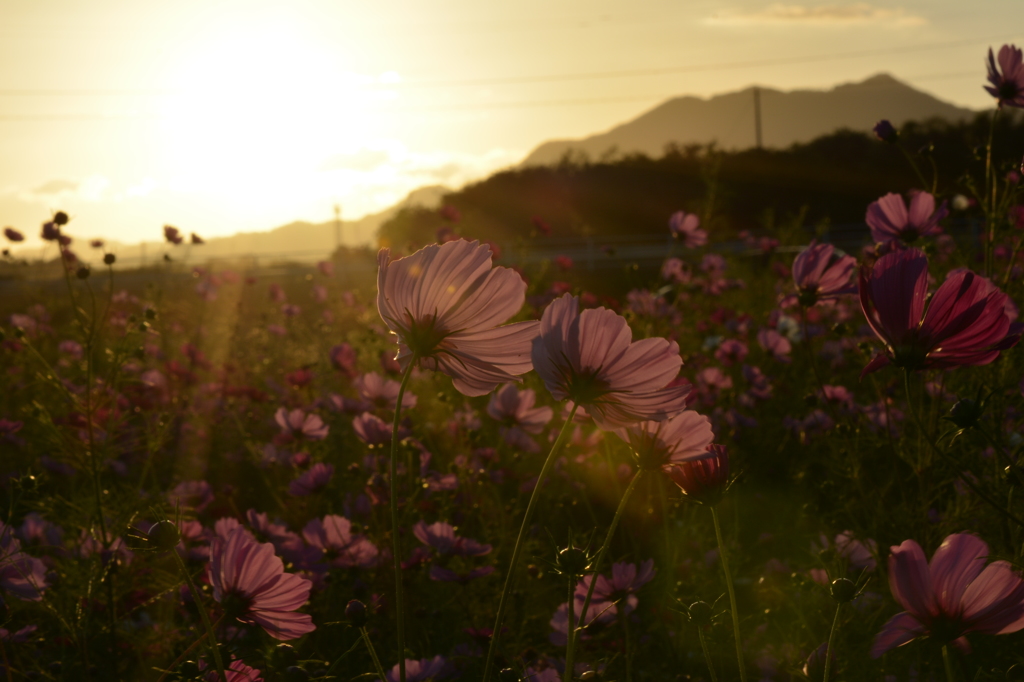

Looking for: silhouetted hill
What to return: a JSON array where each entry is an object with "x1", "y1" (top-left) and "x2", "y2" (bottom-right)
[
  {"x1": 380, "y1": 114, "x2": 1024, "y2": 273},
  {"x1": 522, "y1": 74, "x2": 976, "y2": 166}
]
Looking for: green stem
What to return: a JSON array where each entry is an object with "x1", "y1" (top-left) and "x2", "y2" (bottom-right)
[
  {"x1": 154, "y1": 624, "x2": 220, "y2": 682},
  {"x1": 822, "y1": 602, "x2": 841, "y2": 682},
  {"x1": 711, "y1": 505, "x2": 746, "y2": 682},
  {"x1": 697, "y1": 628, "x2": 718, "y2": 682},
  {"x1": 360, "y1": 626, "x2": 388, "y2": 682},
  {"x1": 897, "y1": 143, "x2": 932, "y2": 197},
  {"x1": 571, "y1": 469, "x2": 646, "y2": 673},
  {"x1": 942, "y1": 644, "x2": 955, "y2": 682},
  {"x1": 984, "y1": 108, "x2": 1000, "y2": 278},
  {"x1": 172, "y1": 551, "x2": 226, "y2": 682},
  {"x1": 389, "y1": 358, "x2": 416, "y2": 682},
  {"x1": 565, "y1": 578, "x2": 577, "y2": 682},
  {"x1": 902, "y1": 370, "x2": 1024, "y2": 528},
  {"x1": 482, "y1": 405, "x2": 579, "y2": 682}
]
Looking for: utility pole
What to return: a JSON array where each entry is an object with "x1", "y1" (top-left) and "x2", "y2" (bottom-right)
[
  {"x1": 753, "y1": 86, "x2": 763, "y2": 149},
  {"x1": 333, "y1": 204, "x2": 342, "y2": 251}
]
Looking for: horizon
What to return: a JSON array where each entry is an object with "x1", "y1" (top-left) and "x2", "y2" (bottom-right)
[{"x1": 2, "y1": 0, "x2": 1021, "y2": 252}]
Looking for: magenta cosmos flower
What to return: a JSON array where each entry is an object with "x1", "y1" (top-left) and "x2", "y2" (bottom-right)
[
  {"x1": 985, "y1": 44, "x2": 1024, "y2": 108},
  {"x1": 532, "y1": 294, "x2": 691, "y2": 429},
  {"x1": 487, "y1": 383, "x2": 553, "y2": 452},
  {"x1": 616, "y1": 409, "x2": 714, "y2": 472},
  {"x1": 668, "y1": 211, "x2": 707, "y2": 248},
  {"x1": 208, "y1": 526, "x2": 315, "y2": 640},
  {"x1": 859, "y1": 248, "x2": 1021, "y2": 377},
  {"x1": 866, "y1": 192, "x2": 948, "y2": 245},
  {"x1": 872, "y1": 533, "x2": 1024, "y2": 657},
  {"x1": 377, "y1": 239, "x2": 539, "y2": 396},
  {"x1": 663, "y1": 444, "x2": 730, "y2": 506},
  {"x1": 786, "y1": 240, "x2": 857, "y2": 307}
]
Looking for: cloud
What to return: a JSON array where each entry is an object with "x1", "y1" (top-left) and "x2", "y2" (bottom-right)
[
  {"x1": 706, "y1": 3, "x2": 927, "y2": 27},
  {"x1": 32, "y1": 179, "x2": 79, "y2": 195},
  {"x1": 319, "y1": 149, "x2": 392, "y2": 172}
]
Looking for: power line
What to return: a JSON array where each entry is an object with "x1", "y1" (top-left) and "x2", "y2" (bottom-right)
[
  {"x1": 0, "y1": 32, "x2": 1016, "y2": 99},
  {"x1": 0, "y1": 69, "x2": 993, "y2": 120}
]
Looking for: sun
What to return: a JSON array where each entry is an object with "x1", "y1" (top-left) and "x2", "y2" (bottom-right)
[{"x1": 156, "y1": 18, "x2": 382, "y2": 208}]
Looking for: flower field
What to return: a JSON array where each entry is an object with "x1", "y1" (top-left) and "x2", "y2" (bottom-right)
[{"x1": 2, "y1": 45, "x2": 1024, "y2": 682}]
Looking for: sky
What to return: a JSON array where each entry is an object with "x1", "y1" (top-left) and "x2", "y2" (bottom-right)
[{"x1": 1, "y1": 0, "x2": 1021, "y2": 250}]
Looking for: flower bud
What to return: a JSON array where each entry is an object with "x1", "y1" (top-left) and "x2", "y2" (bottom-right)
[
  {"x1": 75, "y1": 266, "x2": 90, "y2": 280},
  {"x1": 948, "y1": 398, "x2": 984, "y2": 430},
  {"x1": 688, "y1": 600, "x2": 713, "y2": 627},
  {"x1": 178, "y1": 660, "x2": 200, "y2": 678},
  {"x1": 345, "y1": 599, "x2": 367, "y2": 628},
  {"x1": 103, "y1": 253, "x2": 116, "y2": 265},
  {"x1": 53, "y1": 211, "x2": 69, "y2": 226},
  {"x1": 148, "y1": 520, "x2": 180, "y2": 552},
  {"x1": 830, "y1": 577, "x2": 857, "y2": 603},
  {"x1": 555, "y1": 546, "x2": 590, "y2": 577},
  {"x1": 872, "y1": 120, "x2": 898, "y2": 143}
]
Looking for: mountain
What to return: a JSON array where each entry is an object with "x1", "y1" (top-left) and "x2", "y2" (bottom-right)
[
  {"x1": 521, "y1": 74, "x2": 976, "y2": 166},
  {"x1": 9, "y1": 186, "x2": 449, "y2": 267}
]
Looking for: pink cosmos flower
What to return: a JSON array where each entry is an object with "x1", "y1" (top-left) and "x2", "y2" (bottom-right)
[
  {"x1": 356, "y1": 372, "x2": 417, "y2": 411},
  {"x1": 330, "y1": 343, "x2": 358, "y2": 375},
  {"x1": 0, "y1": 521, "x2": 48, "y2": 601},
  {"x1": 376, "y1": 239, "x2": 539, "y2": 396},
  {"x1": 616, "y1": 409, "x2": 714, "y2": 472},
  {"x1": 383, "y1": 656, "x2": 447, "y2": 682},
  {"x1": 200, "y1": 657, "x2": 263, "y2": 682},
  {"x1": 714, "y1": 339, "x2": 748, "y2": 366},
  {"x1": 787, "y1": 240, "x2": 857, "y2": 307},
  {"x1": 985, "y1": 44, "x2": 1024, "y2": 108},
  {"x1": 757, "y1": 329, "x2": 792, "y2": 363},
  {"x1": 865, "y1": 192, "x2": 948, "y2": 245},
  {"x1": 274, "y1": 408, "x2": 329, "y2": 441},
  {"x1": 169, "y1": 480, "x2": 214, "y2": 513},
  {"x1": 661, "y1": 257, "x2": 691, "y2": 284},
  {"x1": 302, "y1": 515, "x2": 379, "y2": 569},
  {"x1": 352, "y1": 412, "x2": 395, "y2": 446},
  {"x1": 288, "y1": 463, "x2": 334, "y2": 497},
  {"x1": 531, "y1": 294, "x2": 691, "y2": 430},
  {"x1": 412, "y1": 521, "x2": 491, "y2": 557},
  {"x1": 576, "y1": 559, "x2": 656, "y2": 615},
  {"x1": 871, "y1": 533, "x2": 1024, "y2": 657},
  {"x1": 487, "y1": 384, "x2": 552, "y2": 432},
  {"x1": 208, "y1": 526, "x2": 315, "y2": 640},
  {"x1": 163, "y1": 225, "x2": 184, "y2": 245},
  {"x1": 3, "y1": 228, "x2": 24, "y2": 242},
  {"x1": 669, "y1": 211, "x2": 707, "y2": 248},
  {"x1": 858, "y1": 248, "x2": 1021, "y2": 377},
  {"x1": 663, "y1": 444, "x2": 730, "y2": 506}
]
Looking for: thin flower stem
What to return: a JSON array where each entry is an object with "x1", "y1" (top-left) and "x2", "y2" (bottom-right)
[
  {"x1": 697, "y1": 628, "x2": 718, "y2": 682},
  {"x1": 975, "y1": 424, "x2": 1024, "y2": 489},
  {"x1": 482, "y1": 404, "x2": 579, "y2": 682},
  {"x1": 942, "y1": 644, "x2": 956, "y2": 682},
  {"x1": 898, "y1": 143, "x2": 932, "y2": 196},
  {"x1": 172, "y1": 551, "x2": 226, "y2": 682},
  {"x1": 154, "y1": 621, "x2": 222, "y2": 682},
  {"x1": 360, "y1": 627, "x2": 389, "y2": 682},
  {"x1": 823, "y1": 602, "x2": 841, "y2": 682},
  {"x1": 711, "y1": 505, "x2": 747, "y2": 682},
  {"x1": 565, "y1": 578, "x2": 577, "y2": 682},
  {"x1": 984, "y1": 109, "x2": 1000, "y2": 278},
  {"x1": 573, "y1": 466, "x2": 643, "y2": 667},
  {"x1": 902, "y1": 370, "x2": 1024, "y2": 528},
  {"x1": 389, "y1": 358, "x2": 416, "y2": 682}
]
